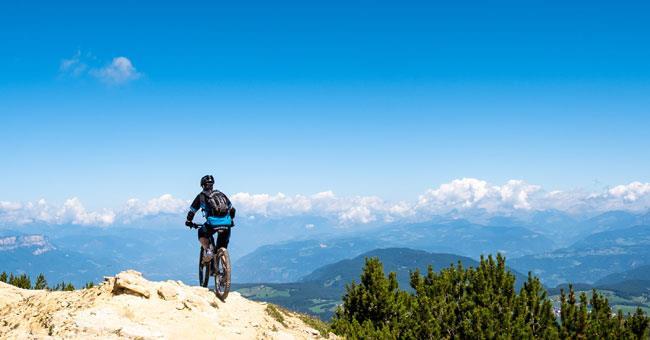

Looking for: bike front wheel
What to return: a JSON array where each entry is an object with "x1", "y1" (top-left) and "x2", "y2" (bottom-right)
[
  {"x1": 212, "y1": 247, "x2": 231, "y2": 301},
  {"x1": 198, "y1": 247, "x2": 211, "y2": 288}
]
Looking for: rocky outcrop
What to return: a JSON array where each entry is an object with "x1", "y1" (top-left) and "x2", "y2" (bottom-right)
[{"x1": 0, "y1": 270, "x2": 334, "y2": 339}]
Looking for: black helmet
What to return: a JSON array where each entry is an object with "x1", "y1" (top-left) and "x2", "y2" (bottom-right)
[{"x1": 200, "y1": 175, "x2": 214, "y2": 187}]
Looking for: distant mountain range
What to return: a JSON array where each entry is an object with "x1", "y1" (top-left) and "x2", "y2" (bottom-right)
[
  {"x1": 0, "y1": 233, "x2": 54, "y2": 254},
  {"x1": 234, "y1": 219, "x2": 554, "y2": 283},
  {"x1": 596, "y1": 264, "x2": 650, "y2": 286},
  {"x1": 0, "y1": 226, "x2": 199, "y2": 286},
  {"x1": 486, "y1": 210, "x2": 650, "y2": 246},
  {"x1": 548, "y1": 264, "x2": 650, "y2": 305},
  {"x1": 3, "y1": 209, "x2": 650, "y2": 291},
  {"x1": 509, "y1": 224, "x2": 650, "y2": 287},
  {"x1": 0, "y1": 218, "x2": 370, "y2": 286}
]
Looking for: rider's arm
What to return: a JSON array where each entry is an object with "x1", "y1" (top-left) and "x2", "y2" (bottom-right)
[{"x1": 186, "y1": 194, "x2": 201, "y2": 223}]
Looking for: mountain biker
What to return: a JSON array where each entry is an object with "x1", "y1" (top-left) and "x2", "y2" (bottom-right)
[{"x1": 185, "y1": 175, "x2": 236, "y2": 262}]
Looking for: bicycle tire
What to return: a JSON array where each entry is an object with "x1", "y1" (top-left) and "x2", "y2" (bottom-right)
[
  {"x1": 213, "y1": 247, "x2": 231, "y2": 301},
  {"x1": 198, "y1": 247, "x2": 210, "y2": 288}
]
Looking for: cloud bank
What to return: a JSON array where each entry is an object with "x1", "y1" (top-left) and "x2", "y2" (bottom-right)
[
  {"x1": 2, "y1": 179, "x2": 650, "y2": 227},
  {"x1": 0, "y1": 198, "x2": 115, "y2": 226}
]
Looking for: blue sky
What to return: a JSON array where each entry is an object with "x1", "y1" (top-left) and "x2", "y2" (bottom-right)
[{"x1": 1, "y1": 1, "x2": 650, "y2": 209}]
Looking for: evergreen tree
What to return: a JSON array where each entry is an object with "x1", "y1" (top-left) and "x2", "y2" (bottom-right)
[
  {"x1": 34, "y1": 273, "x2": 48, "y2": 290},
  {"x1": 52, "y1": 281, "x2": 66, "y2": 291},
  {"x1": 23, "y1": 274, "x2": 32, "y2": 289},
  {"x1": 51, "y1": 281, "x2": 76, "y2": 291},
  {"x1": 577, "y1": 291, "x2": 589, "y2": 336},
  {"x1": 513, "y1": 272, "x2": 559, "y2": 339},
  {"x1": 586, "y1": 289, "x2": 612, "y2": 338},
  {"x1": 409, "y1": 266, "x2": 442, "y2": 339},
  {"x1": 610, "y1": 309, "x2": 628, "y2": 339},
  {"x1": 9, "y1": 273, "x2": 31, "y2": 289},
  {"x1": 0, "y1": 271, "x2": 7, "y2": 283},
  {"x1": 560, "y1": 285, "x2": 581, "y2": 338},
  {"x1": 331, "y1": 257, "x2": 410, "y2": 338},
  {"x1": 627, "y1": 307, "x2": 650, "y2": 339}
]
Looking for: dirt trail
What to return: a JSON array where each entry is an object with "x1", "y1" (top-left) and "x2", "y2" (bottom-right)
[{"x1": 0, "y1": 270, "x2": 335, "y2": 339}]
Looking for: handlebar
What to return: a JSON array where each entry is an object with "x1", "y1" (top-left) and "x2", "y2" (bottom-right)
[{"x1": 187, "y1": 222, "x2": 204, "y2": 229}]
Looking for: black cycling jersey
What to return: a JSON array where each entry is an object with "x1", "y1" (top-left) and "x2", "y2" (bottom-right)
[
  {"x1": 186, "y1": 189, "x2": 236, "y2": 248},
  {"x1": 187, "y1": 190, "x2": 235, "y2": 220},
  {"x1": 189, "y1": 190, "x2": 231, "y2": 215}
]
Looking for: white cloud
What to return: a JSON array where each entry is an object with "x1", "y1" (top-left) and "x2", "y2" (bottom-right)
[
  {"x1": 59, "y1": 50, "x2": 88, "y2": 77},
  {"x1": 339, "y1": 206, "x2": 374, "y2": 224},
  {"x1": 59, "y1": 198, "x2": 116, "y2": 225},
  {"x1": 416, "y1": 178, "x2": 541, "y2": 213},
  {"x1": 534, "y1": 189, "x2": 589, "y2": 213},
  {"x1": 230, "y1": 192, "x2": 313, "y2": 216},
  {"x1": 608, "y1": 182, "x2": 650, "y2": 202},
  {"x1": 418, "y1": 178, "x2": 491, "y2": 209},
  {"x1": 59, "y1": 51, "x2": 141, "y2": 85},
  {"x1": 0, "y1": 201, "x2": 22, "y2": 211},
  {"x1": 498, "y1": 180, "x2": 541, "y2": 210},
  {"x1": 120, "y1": 194, "x2": 189, "y2": 222},
  {"x1": 582, "y1": 181, "x2": 650, "y2": 212},
  {"x1": 2, "y1": 180, "x2": 650, "y2": 227},
  {"x1": 0, "y1": 197, "x2": 114, "y2": 226},
  {"x1": 91, "y1": 56, "x2": 141, "y2": 85},
  {"x1": 230, "y1": 191, "x2": 409, "y2": 225}
]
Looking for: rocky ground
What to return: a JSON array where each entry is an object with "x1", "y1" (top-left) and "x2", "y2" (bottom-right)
[{"x1": 0, "y1": 270, "x2": 335, "y2": 339}]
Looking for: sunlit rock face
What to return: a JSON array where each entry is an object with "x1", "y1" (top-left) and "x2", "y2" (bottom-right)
[{"x1": 0, "y1": 270, "x2": 333, "y2": 339}]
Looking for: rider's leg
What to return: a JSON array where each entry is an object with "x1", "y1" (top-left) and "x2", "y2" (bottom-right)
[
  {"x1": 216, "y1": 227, "x2": 231, "y2": 249},
  {"x1": 199, "y1": 237, "x2": 211, "y2": 251},
  {"x1": 197, "y1": 227, "x2": 214, "y2": 254}
]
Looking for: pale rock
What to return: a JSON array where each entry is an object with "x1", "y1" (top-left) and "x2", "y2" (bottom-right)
[
  {"x1": 0, "y1": 270, "x2": 334, "y2": 339},
  {"x1": 113, "y1": 270, "x2": 151, "y2": 298},
  {"x1": 157, "y1": 283, "x2": 178, "y2": 301}
]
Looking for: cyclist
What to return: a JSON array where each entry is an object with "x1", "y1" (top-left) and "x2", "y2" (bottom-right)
[{"x1": 185, "y1": 175, "x2": 236, "y2": 262}]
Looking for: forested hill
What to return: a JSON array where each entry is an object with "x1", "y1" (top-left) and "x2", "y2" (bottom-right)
[{"x1": 301, "y1": 247, "x2": 528, "y2": 290}]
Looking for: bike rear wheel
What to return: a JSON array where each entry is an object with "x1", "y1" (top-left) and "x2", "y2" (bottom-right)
[{"x1": 212, "y1": 247, "x2": 231, "y2": 301}]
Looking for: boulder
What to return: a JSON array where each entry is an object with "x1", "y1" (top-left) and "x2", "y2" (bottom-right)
[{"x1": 113, "y1": 270, "x2": 151, "y2": 298}]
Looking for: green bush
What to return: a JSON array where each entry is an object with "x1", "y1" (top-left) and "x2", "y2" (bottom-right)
[
  {"x1": 1, "y1": 272, "x2": 80, "y2": 291},
  {"x1": 8, "y1": 273, "x2": 31, "y2": 289},
  {"x1": 332, "y1": 254, "x2": 650, "y2": 339},
  {"x1": 34, "y1": 273, "x2": 48, "y2": 289},
  {"x1": 49, "y1": 280, "x2": 75, "y2": 291}
]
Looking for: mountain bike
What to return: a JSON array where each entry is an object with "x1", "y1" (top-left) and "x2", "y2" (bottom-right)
[{"x1": 188, "y1": 223, "x2": 231, "y2": 301}]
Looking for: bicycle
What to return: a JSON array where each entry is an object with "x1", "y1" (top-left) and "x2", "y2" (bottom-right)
[{"x1": 188, "y1": 223, "x2": 231, "y2": 301}]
